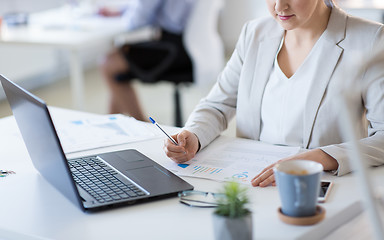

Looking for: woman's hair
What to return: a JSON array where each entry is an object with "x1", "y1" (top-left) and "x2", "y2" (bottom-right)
[{"x1": 324, "y1": 0, "x2": 334, "y2": 8}]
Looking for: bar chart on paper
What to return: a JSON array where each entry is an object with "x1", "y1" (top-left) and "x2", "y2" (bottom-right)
[
  {"x1": 166, "y1": 137, "x2": 300, "y2": 184},
  {"x1": 49, "y1": 108, "x2": 161, "y2": 153},
  {"x1": 192, "y1": 166, "x2": 223, "y2": 174}
]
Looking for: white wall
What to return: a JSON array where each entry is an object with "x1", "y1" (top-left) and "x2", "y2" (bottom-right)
[
  {"x1": 0, "y1": 0, "x2": 64, "y2": 15},
  {"x1": 219, "y1": 0, "x2": 269, "y2": 55},
  {"x1": 344, "y1": 8, "x2": 383, "y2": 23}
]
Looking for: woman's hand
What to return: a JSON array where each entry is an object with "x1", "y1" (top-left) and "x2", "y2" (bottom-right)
[
  {"x1": 251, "y1": 149, "x2": 339, "y2": 187},
  {"x1": 251, "y1": 161, "x2": 280, "y2": 187},
  {"x1": 98, "y1": 7, "x2": 122, "y2": 17},
  {"x1": 163, "y1": 130, "x2": 200, "y2": 163}
]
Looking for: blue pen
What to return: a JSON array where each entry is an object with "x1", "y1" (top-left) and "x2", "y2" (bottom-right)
[{"x1": 149, "y1": 117, "x2": 178, "y2": 145}]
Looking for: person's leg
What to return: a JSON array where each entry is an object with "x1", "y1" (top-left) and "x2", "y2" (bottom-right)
[{"x1": 100, "y1": 47, "x2": 146, "y2": 121}]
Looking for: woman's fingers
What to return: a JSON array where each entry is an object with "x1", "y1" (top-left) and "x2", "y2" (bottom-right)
[
  {"x1": 251, "y1": 168, "x2": 275, "y2": 187},
  {"x1": 163, "y1": 130, "x2": 199, "y2": 163}
]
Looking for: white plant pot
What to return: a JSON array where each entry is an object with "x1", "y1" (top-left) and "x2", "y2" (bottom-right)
[{"x1": 212, "y1": 213, "x2": 253, "y2": 240}]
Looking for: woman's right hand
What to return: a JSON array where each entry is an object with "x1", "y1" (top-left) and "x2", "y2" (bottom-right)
[{"x1": 163, "y1": 130, "x2": 200, "y2": 163}]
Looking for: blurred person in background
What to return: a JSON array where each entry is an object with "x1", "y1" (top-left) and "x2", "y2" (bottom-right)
[{"x1": 99, "y1": 0, "x2": 195, "y2": 121}]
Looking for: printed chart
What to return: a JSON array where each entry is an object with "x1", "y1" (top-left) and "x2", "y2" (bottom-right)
[
  {"x1": 53, "y1": 113, "x2": 160, "y2": 153},
  {"x1": 167, "y1": 137, "x2": 300, "y2": 185}
]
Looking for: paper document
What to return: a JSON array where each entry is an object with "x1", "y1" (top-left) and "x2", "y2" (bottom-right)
[
  {"x1": 53, "y1": 113, "x2": 160, "y2": 153},
  {"x1": 166, "y1": 137, "x2": 300, "y2": 185}
]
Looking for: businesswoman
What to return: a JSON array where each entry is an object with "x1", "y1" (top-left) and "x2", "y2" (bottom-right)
[{"x1": 163, "y1": 0, "x2": 384, "y2": 187}]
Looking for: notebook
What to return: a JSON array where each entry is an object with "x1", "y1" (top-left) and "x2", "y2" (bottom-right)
[{"x1": 0, "y1": 75, "x2": 193, "y2": 211}]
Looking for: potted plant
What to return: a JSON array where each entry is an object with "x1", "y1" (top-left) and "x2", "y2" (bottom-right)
[{"x1": 212, "y1": 181, "x2": 252, "y2": 240}]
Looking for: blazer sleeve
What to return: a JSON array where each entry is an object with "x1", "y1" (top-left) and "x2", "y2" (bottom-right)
[
  {"x1": 320, "y1": 25, "x2": 384, "y2": 176},
  {"x1": 183, "y1": 22, "x2": 251, "y2": 149}
]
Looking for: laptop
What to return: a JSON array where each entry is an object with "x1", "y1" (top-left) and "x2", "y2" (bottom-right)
[{"x1": 0, "y1": 75, "x2": 193, "y2": 211}]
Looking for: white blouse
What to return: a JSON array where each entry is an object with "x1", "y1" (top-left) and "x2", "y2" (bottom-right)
[{"x1": 259, "y1": 34, "x2": 325, "y2": 146}]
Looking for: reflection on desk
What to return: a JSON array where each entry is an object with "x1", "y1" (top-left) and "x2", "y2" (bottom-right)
[{"x1": 1, "y1": 107, "x2": 383, "y2": 239}]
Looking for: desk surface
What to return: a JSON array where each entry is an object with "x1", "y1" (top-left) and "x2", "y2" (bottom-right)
[{"x1": 0, "y1": 108, "x2": 382, "y2": 240}]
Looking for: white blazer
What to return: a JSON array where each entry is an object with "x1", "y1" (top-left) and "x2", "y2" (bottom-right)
[{"x1": 184, "y1": 7, "x2": 384, "y2": 176}]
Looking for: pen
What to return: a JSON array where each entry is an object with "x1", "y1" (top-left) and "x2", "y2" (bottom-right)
[{"x1": 149, "y1": 117, "x2": 178, "y2": 145}]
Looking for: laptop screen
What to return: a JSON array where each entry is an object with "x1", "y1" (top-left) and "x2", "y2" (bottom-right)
[{"x1": 0, "y1": 75, "x2": 83, "y2": 209}]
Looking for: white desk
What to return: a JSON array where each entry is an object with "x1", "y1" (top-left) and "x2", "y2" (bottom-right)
[
  {"x1": 0, "y1": 6, "x2": 127, "y2": 110},
  {"x1": 0, "y1": 108, "x2": 383, "y2": 240}
]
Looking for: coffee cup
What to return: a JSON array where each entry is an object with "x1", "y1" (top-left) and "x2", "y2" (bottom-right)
[{"x1": 274, "y1": 160, "x2": 323, "y2": 217}]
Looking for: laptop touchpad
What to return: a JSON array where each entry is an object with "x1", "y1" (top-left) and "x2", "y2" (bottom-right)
[
  {"x1": 126, "y1": 166, "x2": 171, "y2": 190},
  {"x1": 127, "y1": 166, "x2": 170, "y2": 180},
  {"x1": 100, "y1": 151, "x2": 152, "y2": 169}
]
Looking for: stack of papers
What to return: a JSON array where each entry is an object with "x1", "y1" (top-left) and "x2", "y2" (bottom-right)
[
  {"x1": 53, "y1": 113, "x2": 160, "y2": 154},
  {"x1": 165, "y1": 137, "x2": 300, "y2": 185}
]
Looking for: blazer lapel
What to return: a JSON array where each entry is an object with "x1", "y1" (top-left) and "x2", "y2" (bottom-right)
[
  {"x1": 303, "y1": 7, "x2": 347, "y2": 148},
  {"x1": 250, "y1": 35, "x2": 283, "y2": 139}
]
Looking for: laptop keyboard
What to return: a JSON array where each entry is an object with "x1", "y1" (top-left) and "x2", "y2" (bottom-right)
[{"x1": 69, "y1": 157, "x2": 146, "y2": 203}]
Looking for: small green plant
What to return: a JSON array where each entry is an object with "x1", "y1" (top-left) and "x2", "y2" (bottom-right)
[{"x1": 214, "y1": 181, "x2": 251, "y2": 218}]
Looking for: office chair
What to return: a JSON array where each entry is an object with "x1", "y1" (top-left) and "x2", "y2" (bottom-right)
[
  {"x1": 183, "y1": 0, "x2": 225, "y2": 88},
  {"x1": 124, "y1": 40, "x2": 193, "y2": 127},
  {"x1": 171, "y1": 0, "x2": 225, "y2": 126},
  {"x1": 169, "y1": 0, "x2": 225, "y2": 127},
  {"x1": 114, "y1": 0, "x2": 225, "y2": 127},
  {"x1": 161, "y1": 0, "x2": 225, "y2": 127}
]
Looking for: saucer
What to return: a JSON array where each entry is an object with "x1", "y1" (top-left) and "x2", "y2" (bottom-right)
[{"x1": 277, "y1": 206, "x2": 326, "y2": 226}]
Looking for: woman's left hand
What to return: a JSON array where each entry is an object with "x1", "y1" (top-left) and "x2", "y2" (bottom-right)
[
  {"x1": 251, "y1": 149, "x2": 339, "y2": 187},
  {"x1": 251, "y1": 161, "x2": 281, "y2": 187}
]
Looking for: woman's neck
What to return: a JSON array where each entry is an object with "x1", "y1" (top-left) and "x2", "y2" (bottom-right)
[{"x1": 285, "y1": 5, "x2": 332, "y2": 46}]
